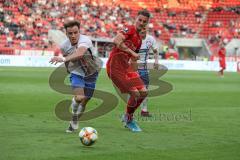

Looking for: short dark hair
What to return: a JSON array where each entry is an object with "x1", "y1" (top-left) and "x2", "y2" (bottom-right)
[
  {"x1": 64, "y1": 20, "x2": 80, "y2": 30},
  {"x1": 138, "y1": 9, "x2": 151, "y2": 18}
]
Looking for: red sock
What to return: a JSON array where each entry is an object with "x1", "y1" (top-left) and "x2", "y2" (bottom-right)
[
  {"x1": 126, "y1": 95, "x2": 137, "y2": 115},
  {"x1": 126, "y1": 96, "x2": 146, "y2": 116},
  {"x1": 133, "y1": 97, "x2": 145, "y2": 110}
]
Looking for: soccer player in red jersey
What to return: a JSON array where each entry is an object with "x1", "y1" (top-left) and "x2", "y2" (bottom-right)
[
  {"x1": 106, "y1": 10, "x2": 151, "y2": 132},
  {"x1": 218, "y1": 40, "x2": 227, "y2": 77}
]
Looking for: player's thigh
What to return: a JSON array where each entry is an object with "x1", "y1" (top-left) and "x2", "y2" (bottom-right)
[
  {"x1": 138, "y1": 69, "x2": 149, "y2": 87},
  {"x1": 70, "y1": 73, "x2": 85, "y2": 89},
  {"x1": 84, "y1": 72, "x2": 98, "y2": 99},
  {"x1": 73, "y1": 88, "x2": 85, "y2": 102},
  {"x1": 70, "y1": 73, "x2": 86, "y2": 102}
]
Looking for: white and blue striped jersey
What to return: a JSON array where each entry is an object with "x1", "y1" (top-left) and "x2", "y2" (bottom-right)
[
  {"x1": 138, "y1": 34, "x2": 157, "y2": 69},
  {"x1": 60, "y1": 34, "x2": 97, "y2": 76}
]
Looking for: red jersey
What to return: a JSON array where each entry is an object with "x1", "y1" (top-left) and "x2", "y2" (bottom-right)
[
  {"x1": 107, "y1": 25, "x2": 142, "y2": 71},
  {"x1": 165, "y1": 48, "x2": 179, "y2": 60},
  {"x1": 106, "y1": 25, "x2": 144, "y2": 93},
  {"x1": 218, "y1": 47, "x2": 226, "y2": 68},
  {"x1": 218, "y1": 47, "x2": 226, "y2": 59}
]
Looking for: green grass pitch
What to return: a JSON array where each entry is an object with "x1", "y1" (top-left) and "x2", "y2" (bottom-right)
[{"x1": 0, "y1": 67, "x2": 240, "y2": 160}]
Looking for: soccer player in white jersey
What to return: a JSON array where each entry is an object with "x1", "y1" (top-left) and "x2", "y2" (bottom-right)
[
  {"x1": 138, "y1": 27, "x2": 159, "y2": 117},
  {"x1": 50, "y1": 20, "x2": 99, "y2": 133}
]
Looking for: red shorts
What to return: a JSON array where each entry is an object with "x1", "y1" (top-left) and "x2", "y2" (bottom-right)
[
  {"x1": 220, "y1": 61, "x2": 226, "y2": 69},
  {"x1": 107, "y1": 67, "x2": 145, "y2": 93}
]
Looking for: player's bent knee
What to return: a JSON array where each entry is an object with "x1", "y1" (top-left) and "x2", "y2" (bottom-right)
[
  {"x1": 130, "y1": 90, "x2": 141, "y2": 98},
  {"x1": 74, "y1": 95, "x2": 86, "y2": 103},
  {"x1": 140, "y1": 90, "x2": 148, "y2": 97},
  {"x1": 81, "y1": 98, "x2": 90, "y2": 106}
]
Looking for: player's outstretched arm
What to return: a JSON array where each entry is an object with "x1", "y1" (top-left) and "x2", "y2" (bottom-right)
[
  {"x1": 113, "y1": 32, "x2": 139, "y2": 61},
  {"x1": 49, "y1": 46, "x2": 87, "y2": 64},
  {"x1": 64, "y1": 47, "x2": 87, "y2": 62},
  {"x1": 130, "y1": 59, "x2": 138, "y2": 71}
]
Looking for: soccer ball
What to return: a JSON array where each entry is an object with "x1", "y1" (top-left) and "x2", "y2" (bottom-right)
[{"x1": 79, "y1": 127, "x2": 98, "y2": 146}]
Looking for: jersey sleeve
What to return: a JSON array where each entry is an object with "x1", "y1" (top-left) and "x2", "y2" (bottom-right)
[
  {"x1": 78, "y1": 36, "x2": 93, "y2": 49},
  {"x1": 119, "y1": 25, "x2": 135, "y2": 40},
  {"x1": 60, "y1": 40, "x2": 69, "y2": 56},
  {"x1": 151, "y1": 37, "x2": 158, "y2": 50}
]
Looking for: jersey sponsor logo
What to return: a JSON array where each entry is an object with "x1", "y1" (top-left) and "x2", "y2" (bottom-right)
[
  {"x1": 146, "y1": 40, "x2": 153, "y2": 49},
  {"x1": 122, "y1": 27, "x2": 129, "y2": 33},
  {"x1": 62, "y1": 42, "x2": 78, "y2": 56},
  {"x1": 66, "y1": 47, "x2": 75, "y2": 54},
  {"x1": 138, "y1": 49, "x2": 148, "y2": 53}
]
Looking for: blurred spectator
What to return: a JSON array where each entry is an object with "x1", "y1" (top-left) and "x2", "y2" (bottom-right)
[
  {"x1": 180, "y1": 24, "x2": 188, "y2": 32},
  {"x1": 212, "y1": 21, "x2": 221, "y2": 27},
  {"x1": 20, "y1": 41, "x2": 26, "y2": 48},
  {"x1": 167, "y1": 10, "x2": 176, "y2": 17},
  {"x1": 154, "y1": 30, "x2": 161, "y2": 38},
  {"x1": 194, "y1": 11, "x2": 202, "y2": 18},
  {"x1": 6, "y1": 35, "x2": 13, "y2": 46}
]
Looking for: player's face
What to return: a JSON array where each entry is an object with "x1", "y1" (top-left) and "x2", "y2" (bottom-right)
[
  {"x1": 139, "y1": 27, "x2": 147, "y2": 39},
  {"x1": 135, "y1": 15, "x2": 149, "y2": 32},
  {"x1": 66, "y1": 26, "x2": 80, "y2": 45}
]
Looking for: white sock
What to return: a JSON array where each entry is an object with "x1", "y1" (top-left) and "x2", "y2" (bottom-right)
[
  {"x1": 70, "y1": 102, "x2": 84, "y2": 130},
  {"x1": 141, "y1": 98, "x2": 148, "y2": 112},
  {"x1": 76, "y1": 103, "x2": 84, "y2": 115},
  {"x1": 71, "y1": 97, "x2": 79, "y2": 114}
]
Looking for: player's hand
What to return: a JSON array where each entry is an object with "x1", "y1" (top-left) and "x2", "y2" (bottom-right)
[
  {"x1": 49, "y1": 56, "x2": 66, "y2": 65},
  {"x1": 154, "y1": 63, "x2": 159, "y2": 70},
  {"x1": 131, "y1": 52, "x2": 140, "y2": 61}
]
